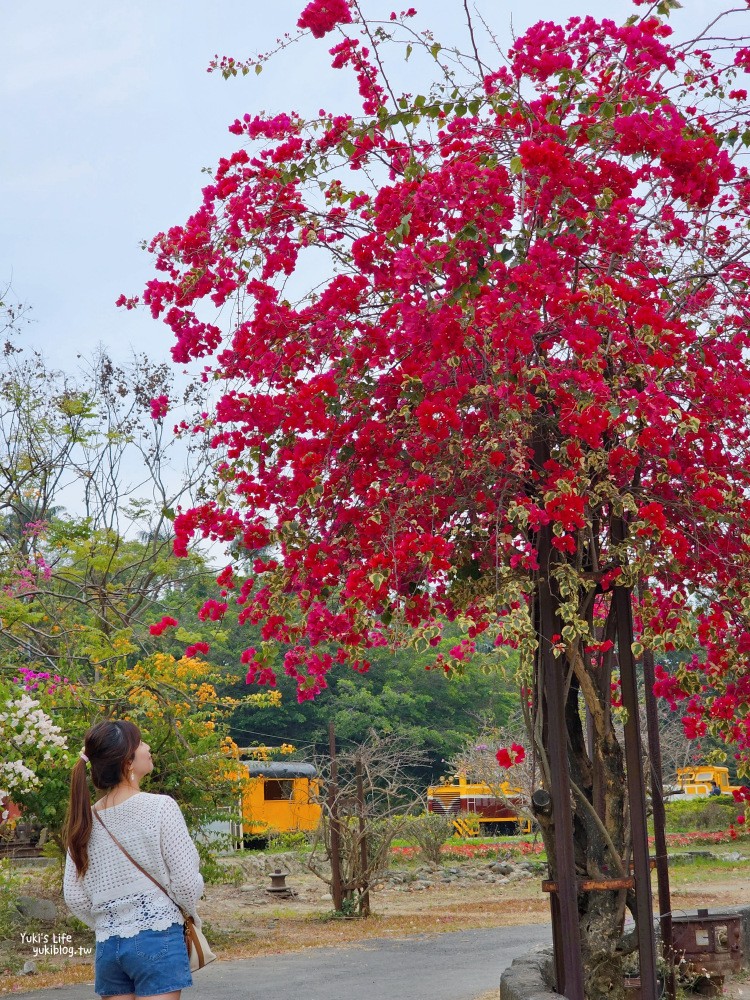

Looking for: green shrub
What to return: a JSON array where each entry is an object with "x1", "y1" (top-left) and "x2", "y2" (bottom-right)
[
  {"x1": 403, "y1": 812, "x2": 455, "y2": 865},
  {"x1": 267, "y1": 830, "x2": 310, "y2": 852},
  {"x1": 0, "y1": 859, "x2": 24, "y2": 939},
  {"x1": 197, "y1": 843, "x2": 243, "y2": 885},
  {"x1": 664, "y1": 797, "x2": 738, "y2": 833}
]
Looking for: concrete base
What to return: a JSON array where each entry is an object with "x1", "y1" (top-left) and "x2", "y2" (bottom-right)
[{"x1": 500, "y1": 949, "x2": 558, "y2": 1000}]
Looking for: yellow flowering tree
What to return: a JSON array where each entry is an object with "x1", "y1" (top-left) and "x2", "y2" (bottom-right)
[{"x1": 12, "y1": 652, "x2": 280, "y2": 841}]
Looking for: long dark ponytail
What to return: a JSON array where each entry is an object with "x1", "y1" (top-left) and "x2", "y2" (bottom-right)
[{"x1": 64, "y1": 720, "x2": 141, "y2": 876}]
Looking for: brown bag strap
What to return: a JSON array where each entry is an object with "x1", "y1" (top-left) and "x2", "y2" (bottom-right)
[{"x1": 92, "y1": 808, "x2": 188, "y2": 920}]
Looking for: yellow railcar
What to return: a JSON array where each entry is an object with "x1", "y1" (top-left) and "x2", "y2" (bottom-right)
[
  {"x1": 240, "y1": 761, "x2": 322, "y2": 840},
  {"x1": 427, "y1": 774, "x2": 532, "y2": 836}
]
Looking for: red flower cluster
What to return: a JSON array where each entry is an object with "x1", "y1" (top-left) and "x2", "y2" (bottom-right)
[
  {"x1": 184, "y1": 641, "x2": 210, "y2": 657},
  {"x1": 149, "y1": 616, "x2": 178, "y2": 636},
  {"x1": 496, "y1": 744, "x2": 526, "y2": 769},
  {"x1": 149, "y1": 395, "x2": 169, "y2": 420},
  {"x1": 297, "y1": 0, "x2": 351, "y2": 38}
]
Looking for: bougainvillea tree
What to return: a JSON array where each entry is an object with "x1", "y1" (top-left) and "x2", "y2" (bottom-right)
[
  {"x1": 0, "y1": 680, "x2": 69, "y2": 823},
  {"x1": 135, "y1": 1, "x2": 750, "y2": 995}
]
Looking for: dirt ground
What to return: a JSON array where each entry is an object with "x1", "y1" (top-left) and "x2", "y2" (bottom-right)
[{"x1": 2, "y1": 850, "x2": 750, "y2": 996}]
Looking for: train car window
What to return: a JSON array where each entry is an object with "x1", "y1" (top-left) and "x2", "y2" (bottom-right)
[{"x1": 264, "y1": 779, "x2": 294, "y2": 800}]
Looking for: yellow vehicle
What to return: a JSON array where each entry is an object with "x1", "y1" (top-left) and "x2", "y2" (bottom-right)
[
  {"x1": 427, "y1": 775, "x2": 532, "y2": 836},
  {"x1": 668, "y1": 765, "x2": 739, "y2": 799},
  {"x1": 240, "y1": 761, "x2": 322, "y2": 841}
]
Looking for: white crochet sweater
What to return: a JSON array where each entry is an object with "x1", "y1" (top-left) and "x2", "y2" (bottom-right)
[{"x1": 63, "y1": 792, "x2": 204, "y2": 942}]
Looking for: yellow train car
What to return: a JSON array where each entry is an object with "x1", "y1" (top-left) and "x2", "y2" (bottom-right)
[
  {"x1": 241, "y1": 761, "x2": 322, "y2": 840},
  {"x1": 427, "y1": 775, "x2": 532, "y2": 836}
]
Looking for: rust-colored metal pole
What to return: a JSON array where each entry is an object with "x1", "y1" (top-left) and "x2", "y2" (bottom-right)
[
  {"x1": 328, "y1": 721, "x2": 344, "y2": 912},
  {"x1": 643, "y1": 646, "x2": 676, "y2": 1000},
  {"x1": 614, "y1": 583, "x2": 658, "y2": 1000},
  {"x1": 538, "y1": 524, "x2": 585, "y2": 1000}
]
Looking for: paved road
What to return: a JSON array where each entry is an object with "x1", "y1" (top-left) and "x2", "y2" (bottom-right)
[{"x1": 18, "y1": 924, "x2": 551, "y2": 1000}]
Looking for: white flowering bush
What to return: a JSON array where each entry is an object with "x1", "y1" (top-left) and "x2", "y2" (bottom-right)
[{"x1": 0, "y1": 682, "x2": 69, "y2": 823}]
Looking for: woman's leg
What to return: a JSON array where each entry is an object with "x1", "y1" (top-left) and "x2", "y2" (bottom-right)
[
  {"x1": 102, "y1": 995, "x2": 135, "y2": 1000},
  {"x1": 137, "y1": 992, "x2": 181, "y2": 1000}
]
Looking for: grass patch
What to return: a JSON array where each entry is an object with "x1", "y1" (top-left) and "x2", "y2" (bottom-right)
[{"x1": 667, "y1": 852, "x2": 750, "y2": 880}]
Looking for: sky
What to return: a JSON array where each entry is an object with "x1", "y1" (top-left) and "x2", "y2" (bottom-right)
[{"x1": 2, "y1": 0, "x2": 714, "y2": 372}]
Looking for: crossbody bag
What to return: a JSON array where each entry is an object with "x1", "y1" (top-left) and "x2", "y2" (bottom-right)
[{"x1": 93, "y1": 808, "x2": 215, "y2": 971}]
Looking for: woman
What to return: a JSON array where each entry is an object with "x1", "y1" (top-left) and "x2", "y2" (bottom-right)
[{"x1": 64, "y1": 720, "x2": 204, "y2": 1000}]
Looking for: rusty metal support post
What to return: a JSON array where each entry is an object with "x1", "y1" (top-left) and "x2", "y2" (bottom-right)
[
  {"x1": 356, "y1": 757, "x2": 370, "y2": 917},
  {"x1": 614, "y1": 584, "x2": 658, "y2": 1000},
  {"x1": 538, "y1": 524, "x2": 585, "y2": 1000},
  {"x1": 643, "y1": 645, "x2": 675, "y2": 1000},
  {"x1": 328, "y1": 721, "x2": 344, "y2": 912}
]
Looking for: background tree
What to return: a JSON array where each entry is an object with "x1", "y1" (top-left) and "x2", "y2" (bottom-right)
[
  {"x1": 0, "y1": 679, "x2": 70, "y2": 829},
  {"x1": 449, "y1": 717, "x2": 535, "y2": 827},
  {"x1": 0, "y1": 316, "x2": 273, "y2": 841},
  {"x1": 0, "y1": 345, "x2": 216, "y2": 679},
  {"x1": 222, "y1": 629, "x2": 518, "y2": 779},
  {"x1": 137, "y1": 2, "x2": 750, "y2": 996},
  {"x1": 308, "y1": 731, "x2": 427, "y2": 916}
]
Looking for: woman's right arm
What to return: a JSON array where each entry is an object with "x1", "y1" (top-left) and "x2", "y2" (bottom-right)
[{"x1": 63, "y1": 854, "x2": 95, "y2": 928}]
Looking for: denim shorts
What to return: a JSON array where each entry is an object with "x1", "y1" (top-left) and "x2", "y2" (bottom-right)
[{"x1": 95, "y1": 922, "x2": 192, "y2": 997}]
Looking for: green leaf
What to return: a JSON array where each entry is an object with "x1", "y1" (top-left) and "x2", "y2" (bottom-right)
[
  {"x1": 175, "y1": 628, "x2": 204, "y2": 644},
  {"x1": 430, "y1": 42, "x2": 442, "y2": 60},
  {"x1": 510, "y1": 156, "x2": 523, "y2": 175},
  {"x1": 405, "y1": 43, "x2": 412, "y2": 62},
  {"x1": 254, "y1": 63, "x2": 263, "y2": 75}
]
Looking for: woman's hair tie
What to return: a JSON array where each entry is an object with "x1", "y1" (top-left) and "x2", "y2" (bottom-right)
[{"x1": 79, "y1": 751, "x2": 89, "y2": 764}]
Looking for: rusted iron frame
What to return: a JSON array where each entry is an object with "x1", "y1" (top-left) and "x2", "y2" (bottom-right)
[
  {"x1": 537, "y1": 522, "x2": 585, "y2": 1000},
  {"x1": 533, "y1": 633, "x2": 565, "y2": 989},
  {"x1": 613, "y1": 581, "x2": 658, "y2": 1000},
  {"x1": 642, "y1": 644, "x2": 676, "y2": 1000},
  {"x1": 531, "y1": 786, "x2": 566, "y2": 980},
  {"x1": 543, "y1": 877, "x2": 634, "y2": 892}
]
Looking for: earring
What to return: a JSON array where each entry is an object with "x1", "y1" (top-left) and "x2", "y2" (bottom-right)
[{"x1": 130, "y1": 770, "x2": 135, "y2": 783}]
